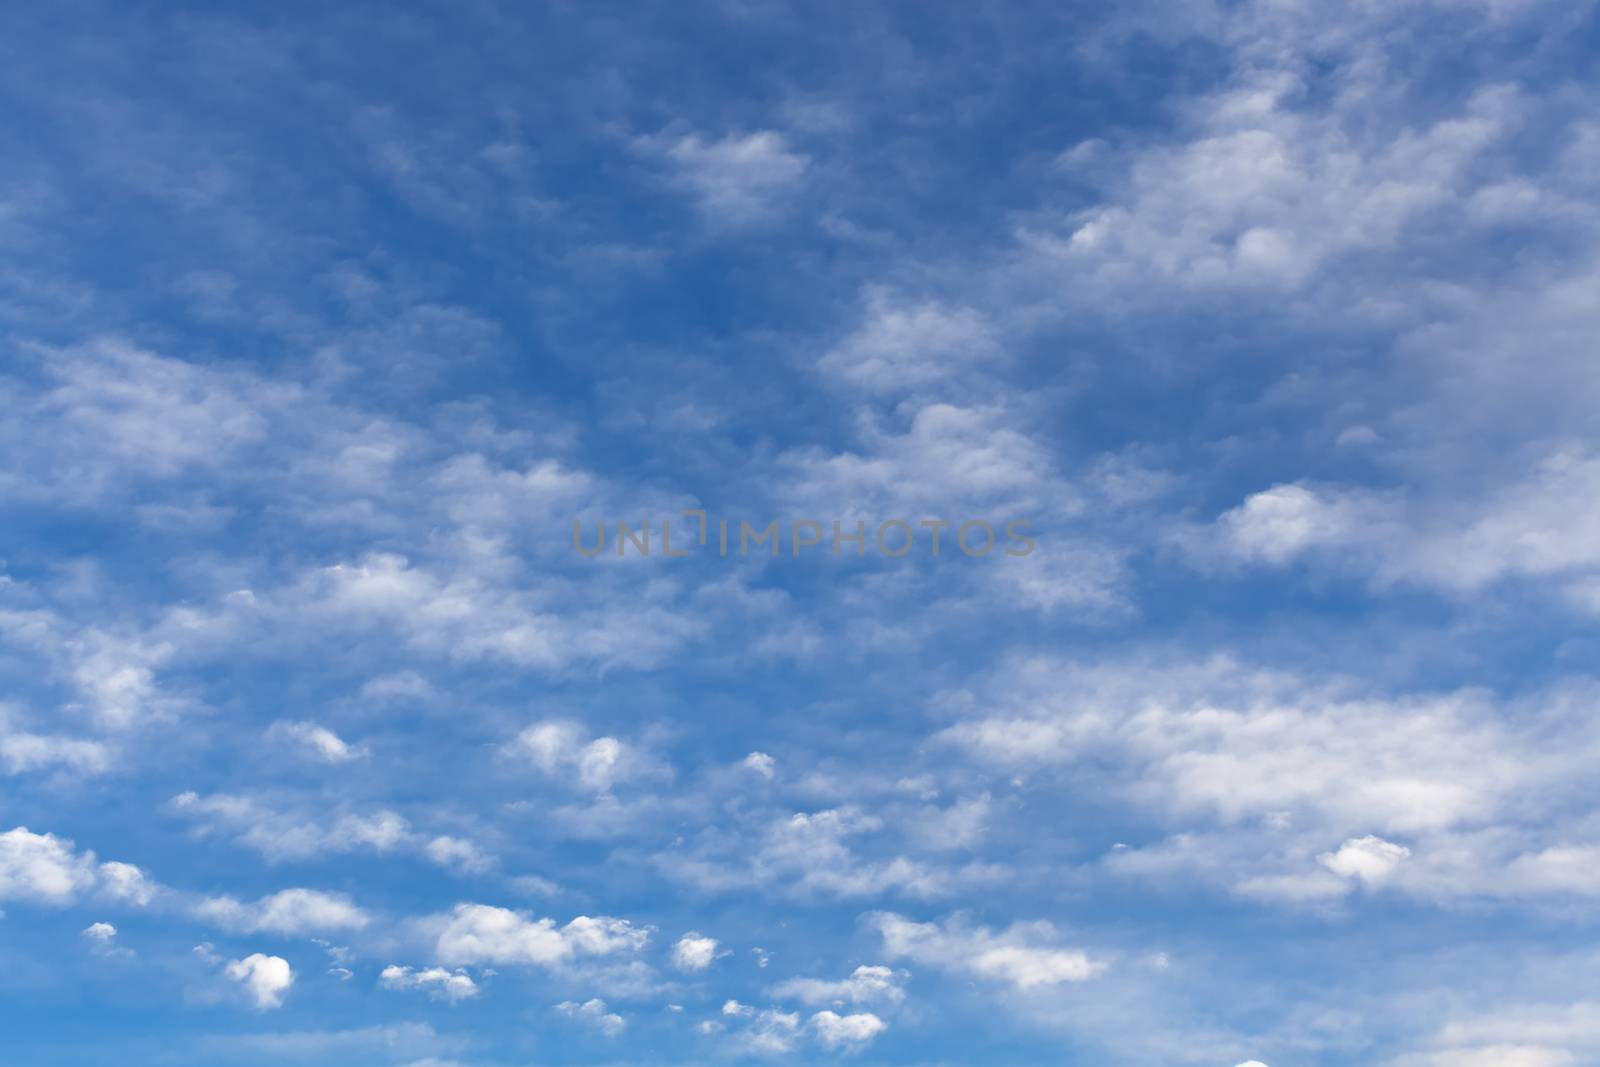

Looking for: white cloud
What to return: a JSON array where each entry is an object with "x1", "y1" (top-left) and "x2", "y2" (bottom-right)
[
  {"x1": 913, "y1": 794, "x2": 991, "y2": 852},
  {"x1": 0, "y1": 828, "x2": 99, "y2": 904},
  {"x1": 778, "y1": 402, "x2": 1055, "y2": 515},
  {"x1": 359, "y1": 670, "x2": 436, "y2": 702},
  {"x1": 717, "y1": 1002, "x2": 803, "y2": 1054},
  {"x1": 1320, "y1": 836, "x2": 1411, "y2": 886},
  {"x1": 433, "y1": 904, "x2": 651, "y2": 967},
  {"x1": 1392, "y1": 1050, "x2": 1573, "y2": 1067},
  {"x1": 97, "y1": 861, "x2": 156, "y2": 906},
  {"x1": 771, "y1": 965, "x2": 907, "y2": 1007},
  {"x1": 872, "y1": 913, "x2": 1104, "y2": 989},
  {"x1": 945, "y1": 658, "x2": 1600, "y2": 906},
  {"x1": 819, "y1": 290, "x2": 999, "y2": 393},
  {"x1": 562, "y1": 913, "x2": 654, "y2": 956},
  {"x1": 287, "y1": 551, "x2": 700, "y2": 675},
  {"x1": 0, "y1": 708, "x2": 108, "y2": 775},
  {"x1": 82, "y1": 921, "x2": 117, "y2": 942},
  {"x1": 658, "y1": 805, "x2": 984, "y2": 900},
  {"x1": 944, "y1": 657, "x2": 1579, "y2": 837},
  {"x1": 811, "y1": 1010, "x2": 887, "y2": 1050},
  {"x1": 1386, "y1": 999, "x2": 1600, "y2": 1067},
  {"x1": 0, "y1": 610, "x2": 182, "y2": 729},
  {"x1": 1025, "y1": 68, "x2": 1519, "y2": 295},
  {"x1": 1210, "y1": 449, "x2": 1600, "y2": 602},
  {"x1": 671, "y1": 932, "x2": 722, "y2": 972},
  {"x1": 2, "y1": 338, "x2": 275, "y2": 502},
  {"x1": 380, "y1": 965, "x2": 479, "y2": 1003},
  {"x1": 0, "y1": 827, "x2": 155, "y2": 907},
  {"x1": 225, "y1": 953, "x2": 294, "y2": 1010},
  {"x1": 170, "y1": 792, "x2": 415, "y2": 862},
  {"x1": 269, "y1": 721, "x2": 365, "y2": 764},
  {"x1": 658, "y1": 130, "x2": 809, "y2": 222},
  {"x1": 195, "y1": 888, "x2": 370, "y2": 935},
  {"x1": 555, "y1": 998, "x2": 625, "y2": 1036},
  {"x1": 504, "y1": 720, "x2": 663, "y2": 793},
  {"x1": 423, "y1": 835, "x2": 494, "y2": 874},
  {"x1": 742, "y1": 751, "x2": 776, "y2": 779},
  {"x1": 1215, "y1": 483, "x2": 1378, "y2": 566}
]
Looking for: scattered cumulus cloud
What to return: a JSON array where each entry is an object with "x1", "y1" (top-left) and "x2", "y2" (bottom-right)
[
  {"x1": 268, "y1": 721, "x2": 366, "y2": 764},
  {"x1": 555, "y1": 998, "x2": 625, "y2": 1035},
  {"x1": 195, "y1": 888, "x2": 370, "y2": 935},
  {"x1": 811, "y1": 1009, "x2": 888, "y2": 1050},
  {"x1": 0, "y1": 827, "x2": 155, "y2": 907},
  {"x1": 656, "y1": 130, "x2": 809, "y2": 223},
  {"x1": 225, "y1": 953, "x2": 294, "y2": 1010},
  {"x1": 433, "y1": 904, "x2": 650, "y2": 967},
  {"x1": 872, "y1": 913, "x2": 1105, "y2": 989},
  {"x1": 380, "y1": 965, "x2": 479, "y2": 1003},
  {"x1": 671, "y1": 932, "x2": 723, "y2": 972},
  {"x1": 771, "y1": 964, "x2": 907, "y2": 1007}
]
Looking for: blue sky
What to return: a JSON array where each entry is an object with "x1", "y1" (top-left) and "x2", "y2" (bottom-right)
[{"x1": 3, "y1": 2, "x2": 1600, "y2": 1065}]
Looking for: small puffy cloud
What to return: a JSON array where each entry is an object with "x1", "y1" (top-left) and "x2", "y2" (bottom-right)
[
  {"x1": 671, "y1": 932, "x2": 723, "y2": 972},
  {"x1": 563, "y1": 914, "x2": 654, "y2": 955},
  {"x1": 225, "y1": 953, "x2": 294, "y2": 1010},
  {"x1": 504, "y1": 720, "x2": 662, "y2": 793},
  {"x1": 1320, "y1": 836, "x2": 1411, "y2": 886},
  {"x1": 555, "y1": 998, "x2": 625, "y2": 1035},
  {"x1": 872, "y1": 913, "x2": 1104, "y2": 989},
  {"x1": 82, "y1": 919, "x2": 131, "y2": 958},
  {"x1": 0, "y1": 709, "x2": 109, "y2": 776},
  {"x1": 0, "y1": 827, "x2": 155, "y2": 907},
  {"x1": 1216, "y1": 484, "x2": 1370, "y2": 565},
  {"x1": 0, "y1": 827, "x2": 97, "y2": 903},
  {"x1": 819, "y1": 290, "x2": 999, "y2": 393},
  {"x1": 434, "y1": 903, "x2": 650, "y2": 967},
  {"x1": 196, "y1": 889, "x2": 370, "y2": 935},
  {"x1": 509, "y1": 874, "x2": 560, "y2": 897},
  {"x1": 742, "y1": 752, "x2": 776, "y2": 779},
  {"x1": 169, "y1": 792, "x2": 413, "y2": 861},
  {"x1": 811, "y1": 1010, "x2": 887, "y2": 1050},
  {"x1": 423, "y1": 835, "x2": 494, "y2": 874},
  {"x1": 380, "y1": 965, "x2": 479, "y2": 1003},
  {"x1": 658, "y1": 130, "x2": 809, "y2": 223},
  {"x1": 659, "y1": 805, "x2": 973, "y2": 901},
  {"x1": 717, "y1": 1001, "x2": 810, "y2": 1054},
  {"x1": 771, "y1": 964, "x2": 907, "y2": 1007},
  {"x1": 172, "y1": 795, "x2": 495, "y2": 881},
  {"x1": 436, "y1": 905, "x2": 567, "y2": 966},
  {"x1": 269, "y1": 721, "x2": 365, "y2": 764},
  {"x1": 913, "y1": 794, "x2": 992, "y2": 852},
  {"x1": 98, "y1": 861, "x2": 156, "y2": 906}
]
